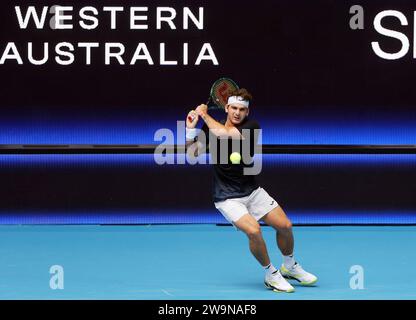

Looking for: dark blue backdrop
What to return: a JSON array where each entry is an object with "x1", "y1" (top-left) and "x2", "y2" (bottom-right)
[
  {"x1": 0, "y1": 0, "x2": 415, "y2": 224},
  {"x1": 0, "y1": 154, "x2": 415, "y2": 224}
]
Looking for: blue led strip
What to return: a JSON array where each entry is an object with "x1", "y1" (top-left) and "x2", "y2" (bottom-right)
[
  {"x1": 1, "y1": 107, "x2": 416, "y2": 144},
  {"x1": 0, "y1": 210, "x2": 415, "y2": 225},
  {"x1": 0, "y1": 154, "x2": 416, "y2": 167}
]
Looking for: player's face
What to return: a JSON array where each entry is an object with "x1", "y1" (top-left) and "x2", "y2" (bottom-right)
[{"x1": 226, "y1": 104, "x2": 249, "y2": 125}]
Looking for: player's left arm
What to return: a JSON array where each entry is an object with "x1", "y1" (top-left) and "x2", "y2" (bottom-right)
[{"x1": 195, "y1": 104, "x2": 242, "y2": 139}]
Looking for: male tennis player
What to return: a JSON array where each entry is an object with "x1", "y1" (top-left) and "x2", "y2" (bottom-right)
[{"x1": 185, "y1": 88, "x2": 317, "y2": 293}]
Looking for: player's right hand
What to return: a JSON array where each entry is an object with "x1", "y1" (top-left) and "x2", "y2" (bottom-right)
[{"x1": 186, "y1": 110, "x2": 199, "y2": 128}]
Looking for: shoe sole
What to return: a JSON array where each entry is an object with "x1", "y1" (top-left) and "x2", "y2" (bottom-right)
[
  {"x1": 264, "y1": 281, "x2": 295, "y2": 293},
  {"x1": 282, "y1": 274, "x2": 318, "y2": 286}
]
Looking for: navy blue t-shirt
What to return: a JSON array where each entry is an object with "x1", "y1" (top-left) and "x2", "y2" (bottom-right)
[{"x1": 197, "y1": 118, "x2": 261, "y2": 202}]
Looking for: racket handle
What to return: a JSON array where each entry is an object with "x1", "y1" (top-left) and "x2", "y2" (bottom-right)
[{"x1": 188, "y1": 115, "x2": 195, "y2": 122}]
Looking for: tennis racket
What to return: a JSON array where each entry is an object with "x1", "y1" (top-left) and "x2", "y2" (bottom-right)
[{"x1": 188, "y1": 78, "x2": 239, "y2": 122}]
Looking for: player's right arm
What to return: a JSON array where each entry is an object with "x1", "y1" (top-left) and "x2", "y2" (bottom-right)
[{"x1": 185, "y1": 110, "x2": 205, "y2": 157}]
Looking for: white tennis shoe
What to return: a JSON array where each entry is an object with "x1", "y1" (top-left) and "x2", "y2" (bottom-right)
[
  {"x1": 264, "y1": 270, "x2": 295, "y2": 293},
  {"x1": 280, "y1": 263, "x2": 318, "y2": 286}
]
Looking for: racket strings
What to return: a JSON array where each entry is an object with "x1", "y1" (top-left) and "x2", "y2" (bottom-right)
[{"x1": 212, "y1": 80, "x2": 238, "y2": 109}]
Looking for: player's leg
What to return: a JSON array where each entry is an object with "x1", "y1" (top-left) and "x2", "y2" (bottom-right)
[
  {"x1": 246, "y1": 187, "x2": 317, "y2": 286},
  {"x1": 233, "y1": 213, "x2": 270, "y2": 267},
  {"x1": 233, "y1": 213, "x2": 294, "y2": 293},
  {"x1": 260, "y1": 206, "x2": 294, "y2": 256},
  {"x1": 245, "y1": 188, "x2": 294, "y2": 256},
  {"x1": 262, "y1": 206, "x2": 318, "y2": 285},
  {"x1": 261, "y1": 206, "x2": 318, "y2": 286},
  {"x1": 215, "y1": 199, "x2": 294, "y2": 293}
]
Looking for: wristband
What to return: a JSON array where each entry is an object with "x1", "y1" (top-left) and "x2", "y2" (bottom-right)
[{"x1": 186, "y1": 128, "x2": 198, "y2": 141}]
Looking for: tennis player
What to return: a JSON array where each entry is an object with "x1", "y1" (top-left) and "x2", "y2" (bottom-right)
[{"x1": 185, "y1": 88, "x2": 317, "y2": 293}]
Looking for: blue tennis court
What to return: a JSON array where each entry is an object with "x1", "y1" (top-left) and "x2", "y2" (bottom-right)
[{"x1": 1, "y1": 224, "x2": 415, "y2": 300}]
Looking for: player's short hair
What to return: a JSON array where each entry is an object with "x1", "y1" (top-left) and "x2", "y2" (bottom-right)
[{"x1": 227, "y1": 88, "x2": 253, "y2": 103}]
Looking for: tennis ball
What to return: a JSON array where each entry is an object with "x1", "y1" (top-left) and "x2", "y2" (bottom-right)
[{"x1": 230, "y1": 152, "x2": 241, "y2": 164}]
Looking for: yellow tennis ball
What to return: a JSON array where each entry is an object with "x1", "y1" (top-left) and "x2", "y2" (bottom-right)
[{"x1": 230, "y1": 152, "x2": 241, "y2": 164}]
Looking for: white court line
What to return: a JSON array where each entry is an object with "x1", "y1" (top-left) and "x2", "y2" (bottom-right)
[{"x1": 161, "y1": 289, "x2": 174, "y2": 297}]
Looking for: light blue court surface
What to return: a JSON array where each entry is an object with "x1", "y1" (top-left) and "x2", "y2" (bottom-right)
[{"x1": 1, "y1": 225, "x2": 415, "y2": 300}]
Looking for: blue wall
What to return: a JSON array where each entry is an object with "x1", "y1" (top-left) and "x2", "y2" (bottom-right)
[{"x1": 0, "y1": 154, "x2": 415, "y2": 225}]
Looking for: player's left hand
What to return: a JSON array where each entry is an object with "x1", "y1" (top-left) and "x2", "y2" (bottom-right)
[{"x1": 195, "y1": 104, "x2": 208, "y2": 117}]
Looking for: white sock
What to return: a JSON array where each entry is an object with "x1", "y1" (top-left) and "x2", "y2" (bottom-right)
[
  {"x1": 283, "y1": 254, "x2": 296, "y2": 269},
  {"x1": 263, "y1": 263, "x2": 277, "y2": 276}
]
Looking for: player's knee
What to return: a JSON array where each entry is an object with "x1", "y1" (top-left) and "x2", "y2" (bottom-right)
[
  {"x1": 245, "y1": 225, "x2": 262, "y2": 240},
  {"x1": 277, "y1": 219, "x2": 292, "y2": 232}
]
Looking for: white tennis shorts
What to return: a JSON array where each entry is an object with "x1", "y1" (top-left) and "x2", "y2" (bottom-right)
[{"x1": 214, "y1": 187, "x2": 279, "y2": 224}]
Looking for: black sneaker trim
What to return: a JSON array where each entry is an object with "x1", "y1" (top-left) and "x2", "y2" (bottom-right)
[
  {"x1": 264, "y1": 280, "x2": 292, "y2": 293},
  {"x1": 282, "y1": 274, "x2": 301, "y2": 283}
]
